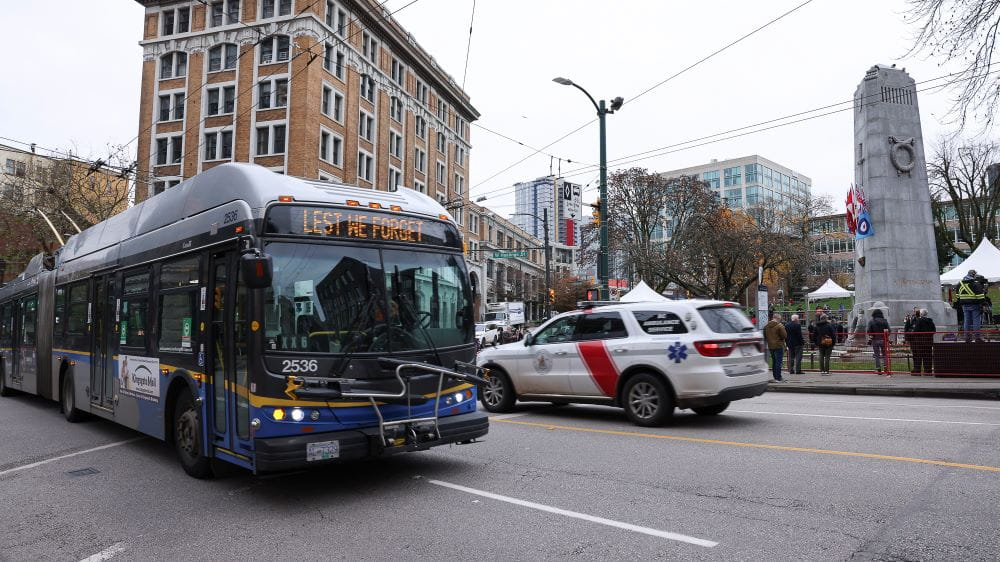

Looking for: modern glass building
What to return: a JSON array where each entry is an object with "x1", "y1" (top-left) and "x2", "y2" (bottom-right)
[{"x1": 658, "y1": 155, "x2": 811, "y2": 212}]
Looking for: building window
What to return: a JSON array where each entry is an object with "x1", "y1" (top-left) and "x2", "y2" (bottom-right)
[
  {"x1": 357, "y1": 150, "x2": 373, "y2": 182},
  {"x1": 388, "y1": 167, "x2": 402, "y2": 191},
  {"x1": 4, "y1": 159, "x2": 26, "y2": 177},
  {"x1": 360, "y1": 74, "x2": 375, "y2": 103},
  {"x1": 156, "y1": 138, "x2": 168, "y2": 165},
  {"x1": 206, "y1": 85, "x2": 235, "y2": 115},
  {"x1": 158, "y1": 92, "x2": 185, "y2": 122},
  {"x1": 389, "y1": 96, "x2": 403, "y2": 122},
  {"x1": 362, "y1": 31, "x2": 378, "y2": 63},
  {"x1": 260, "y1": 35, "x2": 290, "y2": 64},
  {"x1": 456, "y1": 116, "x2": 466, "y2": 137},
  {"x1": 324, "y1": 45, "x2": 345, "y2": 79},
  {"x1": 255, "y1": 124, "x2": 286, "y2": 155},
  {"x1": 261, "y1": 0, "x2": 292, "y2": 18},
  {"x1": 209, "y1": 1, "x2": 240, "y2": 26},
  {"x1": 414, "y1": 180, "x2": 426, "y2": 194},
  {"x1": 359, "y1": 110, "x2": 374, "y2": 142},
  {"x1": 204, "y1": 130, "x2": 233, "y2": 161},
  {"x1": 319, "y1": 128, "x2": 342, "y2": 166},
  {"x1": 414, "y1": 148, "x2": 426, "y2": 173},
  {"x1": 455, "y1": 145, "x2": 465, "y2": 166},
  {"x1": 208, "y1": 43, "x2": 238, "y2": 72},
  {"x1": 415, "y1": 116, "x2": 426, "y2": 139},
  {"x1": 415, "y1": 80, "x2": 428, "y2": 105},
  {"x1": 454, "y1": 173, "x2": 464, "y2": 195},
  {"x1": 724, "y1": 166, "x2": 741, "y2": 187},
  {"x1": 258, "y1": 78, "x2": 288, "y2": 109},
  {"x1": 159, "y1": 52, "x2": 187, "y2": 79},
  {"x1": 170, "y1": 135, "x2": 183, "y2": 163},
  {"x1": 161, "y1": 6, "x2": 190, "y2": 35},
  {"x1": 391, "y1": 58, "x2": 405, "y2": 86},
  {"x1": 156, "y1": 136, "x2": 183, "y2": 165},
  {"x1": 703, "y1": 170, "x2": 720, "y2": 189},
  {"x1": 436, "y1": 161, "x2": 446, "y2": 185},
  {"x1": 389, "y1": 131, "x2": 402, "y2": 159},
  {"x1": 152, "y1": 178, "x2": 181, "y2": 195},
  {"x1": 326, "y1": 1, "x2": 347, "y2": 35},
  {"x1": 436, "y1": 99, "x2": 447, "y2": 121},
  {"x1": 436, "y1": 132, "x2": 446, "y2": 153},
  {"x1": 321, "y1": 85, "x2": 332, "y2": 116}
]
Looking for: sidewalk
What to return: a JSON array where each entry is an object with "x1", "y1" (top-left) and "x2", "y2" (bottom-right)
[{"x1": 766, "y1": 372, "x2": 1000, "y2": 400}]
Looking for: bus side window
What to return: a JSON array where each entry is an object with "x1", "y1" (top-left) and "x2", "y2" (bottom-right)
[
  {"x1": 66, "y1": 282, "x2": 89, "y2": 338},
  {"x1": 158, "y1": 256, "x2": 199, "y2": 354},
  {"x1": 54, "y1": 287, "x2": 66, "y2": 344},
  {"x1": 21, "y1": 297, "x2": 37, "y2": 346},
  {"x1": 122, "y1": 271, "x2": 151, "y2": 352}
]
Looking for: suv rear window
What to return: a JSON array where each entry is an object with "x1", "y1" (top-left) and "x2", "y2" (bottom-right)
[
  {"x1": 632, "y1": 311, "x2": 687, "y2": 334},
  {"x1": 698, "y1": 305, "x2": 754, "y2": 333}
]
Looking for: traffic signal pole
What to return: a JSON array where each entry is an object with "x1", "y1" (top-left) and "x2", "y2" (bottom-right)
[{"x1": 543, "y1": 207, "x2": 551, "y2": 319}]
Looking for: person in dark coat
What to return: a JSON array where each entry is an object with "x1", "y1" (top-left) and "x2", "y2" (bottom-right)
[
  {"x1": 911, "y1": 309, "x2": 936, "y2": 375},
  {"x1": 813, "y1": 314, "x2": 837, "y2": 375},
  {"x1": 784, "y1": 314, "x2": 805, "y2": 375},
  {"x1": 867, "y1": 309, "x2": 891, "y2": 375}
]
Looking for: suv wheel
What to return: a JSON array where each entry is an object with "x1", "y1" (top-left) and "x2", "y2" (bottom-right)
[
  {"x1": 479, "y1": 369, "x2": 516, "y2": 413},
  {"x1": 622, "y1": 373, "x2": 674, "y2": 427},
  {"x1": 692, "y1": 402, "x2": 730, "y2": 416}
]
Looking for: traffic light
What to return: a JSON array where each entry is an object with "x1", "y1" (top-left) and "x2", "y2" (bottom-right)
[
  {"x1": 548, "y1": 288, "x2": 555, "y2": 304},
  {"x1": 590, "y1": 199, "x2": 601, "y2": 227},
  {"x1": 585, "y1": 288, "x2": 600, "y2": 301}
]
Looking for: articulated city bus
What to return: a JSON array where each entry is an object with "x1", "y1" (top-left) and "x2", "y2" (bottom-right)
[{"x1": 0, "y1": 163, "x2": 488, "y2": 477}]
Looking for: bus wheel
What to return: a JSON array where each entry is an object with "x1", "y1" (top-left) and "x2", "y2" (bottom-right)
[
  {"x1": 173, "y1": 391, "x2": 213, "y2": 479},
  {"x1": 61, "y1": 374, "x2": 86, "y2": 422}
]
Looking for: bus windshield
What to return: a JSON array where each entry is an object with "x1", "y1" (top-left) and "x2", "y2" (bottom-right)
[{"x1": 263, "y1": 242, "x2": 472, "y2": 354}]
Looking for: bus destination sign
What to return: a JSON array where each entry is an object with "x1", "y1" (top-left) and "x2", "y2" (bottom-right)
[{"x1": 264, "y1": 205, "x2": 462, "y2": 250}]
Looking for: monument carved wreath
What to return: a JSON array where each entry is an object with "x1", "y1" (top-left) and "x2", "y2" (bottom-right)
[{"x1": 888, "y1": 136, "x2": 916, "y2": 174}]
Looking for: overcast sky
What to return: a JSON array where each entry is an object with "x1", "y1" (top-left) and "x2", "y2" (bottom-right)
[{"x1": 0, "y1": 0, "x2": 975, "y2": 216}]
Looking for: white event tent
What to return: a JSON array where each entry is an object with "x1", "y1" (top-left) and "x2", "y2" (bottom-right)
[
  {"x1": 619, "y1": 281, "x2": 669, "y2": 303},
  {"x1": 807, "y1": 278, "x2": 854, "y2": 300},
  {"x1": 940, "y1": 238, "x2": 1000, "y2": 284}
]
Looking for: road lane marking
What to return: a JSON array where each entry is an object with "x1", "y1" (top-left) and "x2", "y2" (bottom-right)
[
  {"x1": 489, "y1": 412, "x2": 529, "y2": 420},
  {"x1": 760, "y1": 397, "x2": 1000, "y2": 411},
  {"x1": 492, "y1": 419, "x2": 1000, "y2": 473},
  {"x1": 728, "y1": 409, "x2": 1000, "y2": 426},
  {"x1": 0, "y1": 438, "x2": 145, "y2": 478},
  {"x1": 79, "y1": 542, "x2": 127, "y2": 562},
  {"x1": 428, "y1": 479, "x2": 717, "y2": 547}
]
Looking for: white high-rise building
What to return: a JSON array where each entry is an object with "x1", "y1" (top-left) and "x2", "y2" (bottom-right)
[{"x1": 512, "y1": 176, "x2": 582, "y2": 275}]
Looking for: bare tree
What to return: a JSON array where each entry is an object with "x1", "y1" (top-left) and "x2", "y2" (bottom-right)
[
  {"x1": 906, "y1": 0, "x2": 1000, "y2": 130},
  {"x1": 0, "y1": 147, "x2": 131, "y2": 274},
  {"x1": 929, "y1": 138, "x2": 1000, "y2": 258}
]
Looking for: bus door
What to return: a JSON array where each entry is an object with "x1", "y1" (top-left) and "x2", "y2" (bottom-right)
[
  {"x1": 208, "y1": 251, "x2": 253, "y2": 459},
  {"x1": 13, "y1": 296, "x2": 38, "y2": 392},
  {"x1": 90, "y1": 275, "x2": 116, "y2": 409}
]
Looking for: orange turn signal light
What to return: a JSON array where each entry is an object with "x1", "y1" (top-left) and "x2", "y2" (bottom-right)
[
  {"x1": 347, "y1": 200, "x2": 361, "y2": 207},
  {"x1": 278, "y1": 195, "x2": 294, "y2": 202},
  {"x1": 369, "y1": 202, "x2": 382, "y2": 209},
  {"x1": 439, "y1": 214, "x2": 449, "y2": 220},
  {"x1": 390, "y1": 205, "x2": 402, "y2": 211},
  {"x1": 235, "y1": 226, "x2": 245, "y2": 233}
]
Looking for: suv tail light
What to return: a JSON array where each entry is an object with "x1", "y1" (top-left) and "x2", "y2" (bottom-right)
[{"x1": 694, "y1": 340, "x2": 736, "y2": 357}]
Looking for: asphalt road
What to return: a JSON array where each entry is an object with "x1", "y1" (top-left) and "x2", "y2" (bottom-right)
[{"x1": 1, "y1": 390, "x2": 999, "y2": 561}]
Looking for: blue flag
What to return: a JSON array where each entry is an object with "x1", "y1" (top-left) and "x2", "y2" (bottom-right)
[{"x1": 855, "y1": 207, "x2": 874, "y2": 240}]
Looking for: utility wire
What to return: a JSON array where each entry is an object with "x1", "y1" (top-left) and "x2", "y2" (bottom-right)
[
  {"x1": 469, "y1": 0, "x2": 818, "y2": 195},
  {"x1": 471, "y1": 122, "x2": 589, "y2": 165},
  {"x1": 461, "y1": 0, "x2": 475, "y2": 89}
]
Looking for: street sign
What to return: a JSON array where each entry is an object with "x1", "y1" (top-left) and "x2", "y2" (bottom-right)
[{"x1": 493, "y1": 250, "x2": 528, "y2": 258}]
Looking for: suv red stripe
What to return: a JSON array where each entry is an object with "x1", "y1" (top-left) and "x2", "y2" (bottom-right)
[{"x1": 576, "y1": 341, "x2": 619, "y2": 397}]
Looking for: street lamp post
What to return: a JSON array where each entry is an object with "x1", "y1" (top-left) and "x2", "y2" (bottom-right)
[
  {"x1": 512, "y1": 210, "x2": 551, "y2": 319},
  {"x1": 553, "y1": 77, "x2": 623, "y2": 301}
]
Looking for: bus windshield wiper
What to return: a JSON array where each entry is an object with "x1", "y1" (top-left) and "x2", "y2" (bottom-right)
[{"x1": 395, "y1": 289, "x2": 444, "y2": 369}]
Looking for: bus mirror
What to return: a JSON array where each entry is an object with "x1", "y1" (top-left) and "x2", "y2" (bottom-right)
[{"x1": 241, "y1": 253, "x2": 273, "y2": 289}]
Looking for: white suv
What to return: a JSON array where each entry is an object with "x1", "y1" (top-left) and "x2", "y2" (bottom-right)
[{"x1": 476, "y1": 300, "x2": 769, "y2": 426}]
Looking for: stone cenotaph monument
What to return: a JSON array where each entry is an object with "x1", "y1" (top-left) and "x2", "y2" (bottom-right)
[{"x1": 851, "y1": 65, "x2": 954, "y2": 328}]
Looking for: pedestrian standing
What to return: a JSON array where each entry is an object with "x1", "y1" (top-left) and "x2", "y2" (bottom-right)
[
  {"x1": 814, "y1": 314, "x2": 837, "y2": 375},
  {"x1": 867, "y1": 309, "x2": 890, "y2": 376},
  {"x1": 911, "y1": 309, "x2": 936, "y2": 375},
  {"x1": 763, "y1": 313, "x2": 788, "y2": 382},
  {"x1": 957, "y1": 269, "x2": 987, "y2": 342},
  {"x1": 784, "y1": 314, "x2": 804, "y2": 375},
  {"x1": 903, "y1": 307, "x2": 920, "y2": 346}
]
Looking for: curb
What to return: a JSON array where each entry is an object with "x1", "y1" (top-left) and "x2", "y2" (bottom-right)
[{"x1": 766, "y1": 384, "x2": 1000, "y2": 401}]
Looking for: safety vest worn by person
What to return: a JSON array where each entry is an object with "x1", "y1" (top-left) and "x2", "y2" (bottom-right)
[{"x1": 957, "y1": 278, "x2": 985, "y2": 304}]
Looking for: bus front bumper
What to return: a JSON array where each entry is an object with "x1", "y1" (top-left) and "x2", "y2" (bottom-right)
[{"x1": 253, "y1": 411, "x2": 489, "y2": 473}]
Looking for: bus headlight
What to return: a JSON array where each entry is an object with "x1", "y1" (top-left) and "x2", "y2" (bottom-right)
[
  {"x1": 290, "y1": 408, "x2": 305, "y2": 422},
  {"x1": 272, "y1": 408, "x2": 286, "y2": 421},
  {"x1": 453, "y1": 392, "x2": 465, "y2": 403}
]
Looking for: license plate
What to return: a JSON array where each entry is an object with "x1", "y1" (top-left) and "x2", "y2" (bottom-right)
[
  {"x1": 306, "y1": 440, "x2": 340, "y2": 461},
  {"x1": 740, "y1": 346, "x2": 754, "y2": 356}
]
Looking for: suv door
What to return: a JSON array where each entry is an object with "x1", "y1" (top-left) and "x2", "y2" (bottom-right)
[
  {"x1": 518, "y1": 315, "x2": 577, "y2": 395},
  {"x1": 567, "y1": 311, "x2": 630, "y2": 396}
]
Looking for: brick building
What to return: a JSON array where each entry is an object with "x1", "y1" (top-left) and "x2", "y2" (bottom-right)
[{"x1": 133, "y1": 0, "x2": 477, "y2": 205}]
